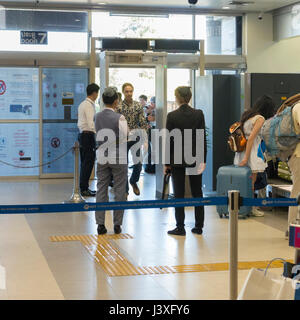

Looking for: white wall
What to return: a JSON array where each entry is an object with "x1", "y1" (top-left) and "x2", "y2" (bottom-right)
[{"x1": 245, "y1": 13, "x2": 300, "y2": 73}]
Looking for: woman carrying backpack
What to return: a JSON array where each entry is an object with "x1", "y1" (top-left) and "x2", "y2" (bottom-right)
[
  {"x1": 276, "y1": 97, "x2": 300, "y2": 239},
  {"x1": 234, "y1": 95, "x2": 275, "y2": 216}
]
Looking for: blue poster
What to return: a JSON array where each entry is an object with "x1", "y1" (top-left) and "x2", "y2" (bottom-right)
[
  {"x1": 42, "y1": 123, "x2": 79, "y2": 174},
  {"x1": 41, "y1": 67, "x2": 88, "y2": 174},
  {"x1": 0, "y1": 68, "x2": 39, "y2": 120},
  {"x1": 0, "y1": 123, "x2": 39, "y2": 176},
  {"x1": 42, "y1": 68, "x2": 88, "y2": 120}
]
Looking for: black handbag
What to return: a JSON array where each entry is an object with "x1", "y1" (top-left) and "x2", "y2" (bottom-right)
[
  {"x1": 161, "y1": 170, "x2": 171, "y2": 200},
  {"x1": 254, "y1": 171, "x2": 268, "y2": 191}
]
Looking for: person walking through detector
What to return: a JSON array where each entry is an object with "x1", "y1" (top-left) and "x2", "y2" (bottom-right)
[
  {"x1": 95, "y1": 87, "x2": 128, "y2": 235},
  {"x1": 234, "y1": 95, "x2": 275, "y2": 217},
  {"x1": 145, "y1": 96, "x2": 156, "y2": 173},
  {"x1": 77, "y1": 83, "x2": 99, "y2": 197},
  {"x1": 117, "y1": 83, "x2": 148, "y2": 196},
  {"x1": 165, "y1": 86, "x2": 207, "y2": 236}
]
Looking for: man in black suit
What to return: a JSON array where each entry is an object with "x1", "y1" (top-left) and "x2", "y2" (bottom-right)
[{"x1": 165, "y1": 86, "x2": 207, "y2": 236}]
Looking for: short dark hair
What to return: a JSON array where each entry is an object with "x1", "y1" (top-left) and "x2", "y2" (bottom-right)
[
  {"x1": 102, "y1": 90, "x2": 119, "y2": 105},
  {"x1": 139, "y1": 95, "x2": 147, "y2": 101},
  {"x1": 86, "y1": 83, "x2": 100, "y2": 96},
  {"x1": 122, "y1": 82, "x2": 134, "y2": 92}
]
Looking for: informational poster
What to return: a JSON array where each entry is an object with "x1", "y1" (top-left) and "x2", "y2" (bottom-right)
[
  {"x1": 0, "y1": 68, "x2": 39, "y2": 120},
  {"x1": 42, "y1": 68, "x2": 88, "y2": 120},
  {"x1": 42, "y1": 123, "x2": 79, "y2": 174},
  {"x1": 0, "y1": 123, "x2": 39, "y2": 176},
  {"x1": 42, "y1": 68, "x2": 88, "y2": 175}
]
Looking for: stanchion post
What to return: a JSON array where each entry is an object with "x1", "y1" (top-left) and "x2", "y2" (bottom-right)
[
  {"x1": 63, "y1": 141, "x2": 86, "y2": 203},
  {"x1": 228, "y1": 190, "x2": 240, "y2": 300}
]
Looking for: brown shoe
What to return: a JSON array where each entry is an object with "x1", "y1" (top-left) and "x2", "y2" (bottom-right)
[{"x1": 130, "y1": 182, "x2": 140, "y2": 196}]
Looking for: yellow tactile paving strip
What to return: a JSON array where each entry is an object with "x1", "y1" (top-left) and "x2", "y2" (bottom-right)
[
  {"x1": 50, "y1": 234, "x2": 177, "y2": 276},
  {"x1": 50, "y1": 234, "x2": 293, "y2": 277}
]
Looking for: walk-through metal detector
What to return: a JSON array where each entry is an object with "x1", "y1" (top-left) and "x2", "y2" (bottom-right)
[
  {"x1": 98, "y1": 45, "x2": 205, "y2": 198},
  {"x1": 95, "y1": 38, "x2": 246, "y2": 198}
]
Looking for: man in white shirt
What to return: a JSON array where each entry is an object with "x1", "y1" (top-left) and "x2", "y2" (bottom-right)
[{"x1": 77, "y1": 83, "x2": 99, "y2": 197}]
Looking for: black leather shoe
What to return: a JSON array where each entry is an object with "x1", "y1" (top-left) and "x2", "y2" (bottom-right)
[
  {"x1": 114, "y1": 225, "x2": 122, "y2": 234},
  {"x1": 167, "y1": 227, "x2": 186, "y2": 236},
  {"x1": 81, "y1": 189, "x2": 96, "y2": 197},
  {"x1": 88, "y1": 188, "x2": 96, "y2": 195},
  {"x1": 97, "y1": 224, "x2": 107, "y2": 235},
  {"x1": 191, "y1": 227, "x2": 203, "y2": 235},
  {"x1": 130, "y1": 182, "x2": 140, "y2": 196}
]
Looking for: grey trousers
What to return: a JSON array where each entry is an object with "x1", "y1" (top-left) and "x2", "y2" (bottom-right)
[
  {"x1": 288, "y1": 155, "x2": 300, "y2": 228},
  {"x1": 95, "y1": 163, "x2": 128, "y2": 226}
]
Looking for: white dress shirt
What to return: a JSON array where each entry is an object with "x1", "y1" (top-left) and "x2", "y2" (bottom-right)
[{"x1": 77, "y1": 98, "x2": 96, "y2": 133}]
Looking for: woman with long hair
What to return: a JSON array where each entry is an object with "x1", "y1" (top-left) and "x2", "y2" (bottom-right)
[
  {"x1": 276, "y1": 96, "x2": 300, "y2": 239},
  {"x1": 234, "y1": 95, "x2": 275, "y2": 216}
]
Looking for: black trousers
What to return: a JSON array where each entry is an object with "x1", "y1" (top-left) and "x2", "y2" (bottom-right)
[
  {"x1": 78, "y1": 132, "x2": 96, "y2": 192},
  {"x1": 171, "y1": 166, "x2": 204, "y2": 229}
]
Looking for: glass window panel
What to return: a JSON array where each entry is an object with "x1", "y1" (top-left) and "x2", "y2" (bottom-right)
[
  {"x1": 0, "y1": 123, "x2": 39, "y2": 176},
  {"x1": 0, "y1": 31, "x2": 88, "y2": 52},
  {"x1": 109, "y1": 68, "x2": 155, "y2": 101},
  {"x1": 92, "y1": 12, "x2": 193, "y2": 39},
  {"x1": 167, "y1": 69, "x2": 190, "y2": 113},
  {"x1": 0, "y1": 67, "x2": 39, "y2": 120},
  {"x1": 196, "y1": 16, "x2": 240, "y2": 55}
]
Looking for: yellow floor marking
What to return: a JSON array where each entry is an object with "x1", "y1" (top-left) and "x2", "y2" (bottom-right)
[{"x1": 50, "y1": 234, "x2": 293, "y2": 277}]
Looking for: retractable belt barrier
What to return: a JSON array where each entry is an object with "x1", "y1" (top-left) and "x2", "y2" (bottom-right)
[
  {"x1": 0, "y1": 196, "x2": 298, "y2": 215},
  {"x1": 1, "y1": 193, "x2": 299, "y2": 302}
]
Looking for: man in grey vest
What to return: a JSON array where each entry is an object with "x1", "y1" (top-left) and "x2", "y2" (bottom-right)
[{"x1": 95, "y1": 87, "x2": 128, "y2": 235}]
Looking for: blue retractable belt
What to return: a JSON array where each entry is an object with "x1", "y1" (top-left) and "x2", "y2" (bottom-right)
[{"x1": 0, "y1": 197, "x2": 297, "y2": 215}]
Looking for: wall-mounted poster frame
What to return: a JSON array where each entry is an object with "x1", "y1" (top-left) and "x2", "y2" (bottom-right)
[
  {"x1": 0, "y1": 66, "x2": 40, "y2": 179},
  {"x1": 39, "y1": 66, "x2": 89, "y2": 178}
]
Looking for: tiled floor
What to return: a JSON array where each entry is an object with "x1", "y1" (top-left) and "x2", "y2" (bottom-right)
[{"x1": 0, "y1": 172, "x2": 295, "y2": 300}]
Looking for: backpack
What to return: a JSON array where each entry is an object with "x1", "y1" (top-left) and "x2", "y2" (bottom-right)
[
  {"x1": 260, "y1": 94, "x2": 300, "y2": 161},
  {"x1": 227, "y1": 122, "x2": 247, "y2": 152}
]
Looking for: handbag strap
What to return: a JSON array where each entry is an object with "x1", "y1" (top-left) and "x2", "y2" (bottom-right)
[{"x1": 264, "y1": 258, "x2": 287, "y2": 276}]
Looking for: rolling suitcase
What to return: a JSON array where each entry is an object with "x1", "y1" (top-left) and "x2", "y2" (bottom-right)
[{"x1": 216, "y1": 165, "x2": 253, "y2": 218}]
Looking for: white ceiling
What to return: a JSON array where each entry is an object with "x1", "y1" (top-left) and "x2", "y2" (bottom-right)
[{"x1": 1, "y1": 0, "x2": 300, "y2": 13}]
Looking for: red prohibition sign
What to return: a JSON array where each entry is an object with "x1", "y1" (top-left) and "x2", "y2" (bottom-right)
[
  {"x1": 51, "y1": 137, "x2": 60, "y2": 148},
  {"x1": 0, "y1": 80, "x2": 6, "y2": 95}
]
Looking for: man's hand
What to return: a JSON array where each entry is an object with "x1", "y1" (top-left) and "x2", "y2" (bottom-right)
[
  {"x1": 147, "y1": 115, "x2": 155, "y2": 122},
  {"x1": 164, "y1": 165, "x2": 171, "y2": 175},
  {"x1": 197, "y1": 163, "x2": 206, "y2": 175}
]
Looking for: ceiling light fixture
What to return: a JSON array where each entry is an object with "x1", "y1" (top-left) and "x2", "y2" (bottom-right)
[
  {"x1": 229, "y1": 1, "x2": 255, "y2": 5},
  {"x1": 110, "y1": 12, "x2": 169, "y2": 18}
]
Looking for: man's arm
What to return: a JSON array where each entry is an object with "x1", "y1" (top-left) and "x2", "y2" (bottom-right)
[
  {"x1": 138, "y1": 105, "x2": 149, "y2": 131},
  {"x1": 86, "y1": 103, "x2": 96, "y2": 132},
  {"x1": 119, "y1": 115, "x2": 128, "y2": 141},
  {"x1": 198, "y1": 110, "x2": 207, "y2": 164}
]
